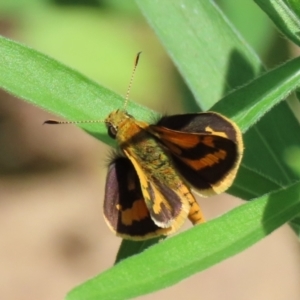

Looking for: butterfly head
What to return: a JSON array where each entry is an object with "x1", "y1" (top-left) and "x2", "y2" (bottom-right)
[{"x1": 105, "y1": 109, "x2": 133, "y2": 139}]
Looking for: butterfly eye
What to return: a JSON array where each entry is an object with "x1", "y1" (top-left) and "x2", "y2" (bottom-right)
[{"x1": 107, "y1": 124, "x2": 118, "y2": 139}]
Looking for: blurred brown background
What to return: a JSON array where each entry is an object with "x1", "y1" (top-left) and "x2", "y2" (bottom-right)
[{"x1": 0, "y1": 1, "x2": 300, "y2": 299}]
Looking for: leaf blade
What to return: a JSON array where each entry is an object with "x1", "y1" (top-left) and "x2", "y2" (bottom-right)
[{"x1": 66, "y1": 182, "x2": 300, "y2": 300}]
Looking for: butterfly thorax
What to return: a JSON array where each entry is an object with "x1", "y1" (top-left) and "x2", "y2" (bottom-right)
[{"x1": 105, "y1": 109, "x2": 180, "y2": 185}]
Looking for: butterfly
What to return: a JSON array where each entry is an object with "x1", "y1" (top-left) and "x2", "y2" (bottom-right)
[
  {"x1": 45, "y1": 53, "x2": 243, "y2": 240},
  {"x1": 103, "y1": 109, "x2": 243, "y2": 240}
]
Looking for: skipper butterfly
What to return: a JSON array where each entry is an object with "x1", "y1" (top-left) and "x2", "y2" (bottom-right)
[{"x1": 45, "y1": 53, "x2": 243, "y2": 240}]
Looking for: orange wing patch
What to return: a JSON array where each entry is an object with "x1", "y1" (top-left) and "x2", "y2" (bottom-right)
[
  {"x1": 118, "y1": 199, "x2": 149, "y2": 226},
  {"x1": 179, "y1": 149, "x2": 227, "y2": 171}
]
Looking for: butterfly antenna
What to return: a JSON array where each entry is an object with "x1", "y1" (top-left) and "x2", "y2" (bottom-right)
[
  {"x1": 44, "y1": 52, "x2": 141, "y2": 125},
  {"x1": 43, "y1": 119, "x2": 104, "y2": 125},
  {"x1": 124, "y1": 51, "x2": 141, "y2": 110}
]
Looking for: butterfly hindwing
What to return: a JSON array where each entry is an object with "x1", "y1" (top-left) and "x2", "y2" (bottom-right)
[
  {"x1": 150, "y1": 112, "x2": 243, "y2": 195},
  {"x1": 123, "y1": 148, "x2": 190, "y2": 231},
  {"x1": 104, "y1": 156, "x2": 190, "y2": 240},
  {"x1": 104, "y1": 157, "x2": 166, "y2": 240}
]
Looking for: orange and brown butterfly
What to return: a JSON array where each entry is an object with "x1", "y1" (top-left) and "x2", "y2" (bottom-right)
[{"x1": 45, "y1": 53, "x2": 243, "y2": 241}]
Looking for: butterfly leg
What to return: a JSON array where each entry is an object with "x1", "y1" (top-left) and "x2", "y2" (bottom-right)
[{"x1": 187, "y1": 194, "x2": 206, "y2": 224}]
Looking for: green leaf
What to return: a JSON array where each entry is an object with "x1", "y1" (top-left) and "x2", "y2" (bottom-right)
[
  {"x1": 217, "y1": 0, "x2": 275, "y2": 55},
  {"x1": 212, "y1": 56, "x2": 300, "y2": 133},
  {"x1": 0, "y1": 35, "x2": 158, "y2": 146},
  {"x1": 66, "y1": 182, "x2": 300, "y2": 300},
  {"x1": 254, "y1": 0, "x2": 300, "y2": 46},
  {"x1": 233, "y1": 101, "x2": 300, "y2": 199},
  {"x1": 115, "y1": 238, "x2": 161, "y2": 264},
  {"x1": 136, "y1": 0, "x2": 262, "y2": 110},
  {"x1": 212, "y1": 56, "x2": 300, "y2": 197}
]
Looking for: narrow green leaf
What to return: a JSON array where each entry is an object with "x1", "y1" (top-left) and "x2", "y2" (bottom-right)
[
  {"x1": 212, "y1": 56, "x2": 300, "y2": 133},
  {"x1": 115, "y1": 238, "x2": 161, "y2": 264},
  {"x1": 218, "y1": 0, "x2": 275, "y2": 55},
  {"x1": 136, "y1": 0, "x2": 262, "y2": 110},
  {"x1": 254, "y1": 0, "x2": 300, "y2": 46},
  {"x1": 229, "y1": 164, "x2": 281, "y2": 199},
  {"x1": 0, "y1": 35, "x2": 158, "y2": 145},
  {"x1": 228, "y1": 100, "x2": 300, "y2": 200},
  {"x1": 66, "y1": 182, "x2": 300, "y2": 300}
]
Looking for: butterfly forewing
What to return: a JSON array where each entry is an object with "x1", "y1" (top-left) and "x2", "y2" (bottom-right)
[
  {"x1": 156, "y1": 112, "x2": 240, "y2": 142},
  {"x1": 150, "y1": 112, "x2": 243, "y2": 195}
]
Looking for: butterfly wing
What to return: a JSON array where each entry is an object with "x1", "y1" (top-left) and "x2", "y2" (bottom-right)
[
  {"x1": 104, "y1": 156, "x2": 190, "y2": 240},
  {"x1": 104, "y1": 157, "x2": 167, "y2": 240},
  {"x1": 150, "y1": 112, "x2": 243, "y2": 196},
  {"x1": 123, "y1": 148, "x2": 191, "y2": 232}
]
